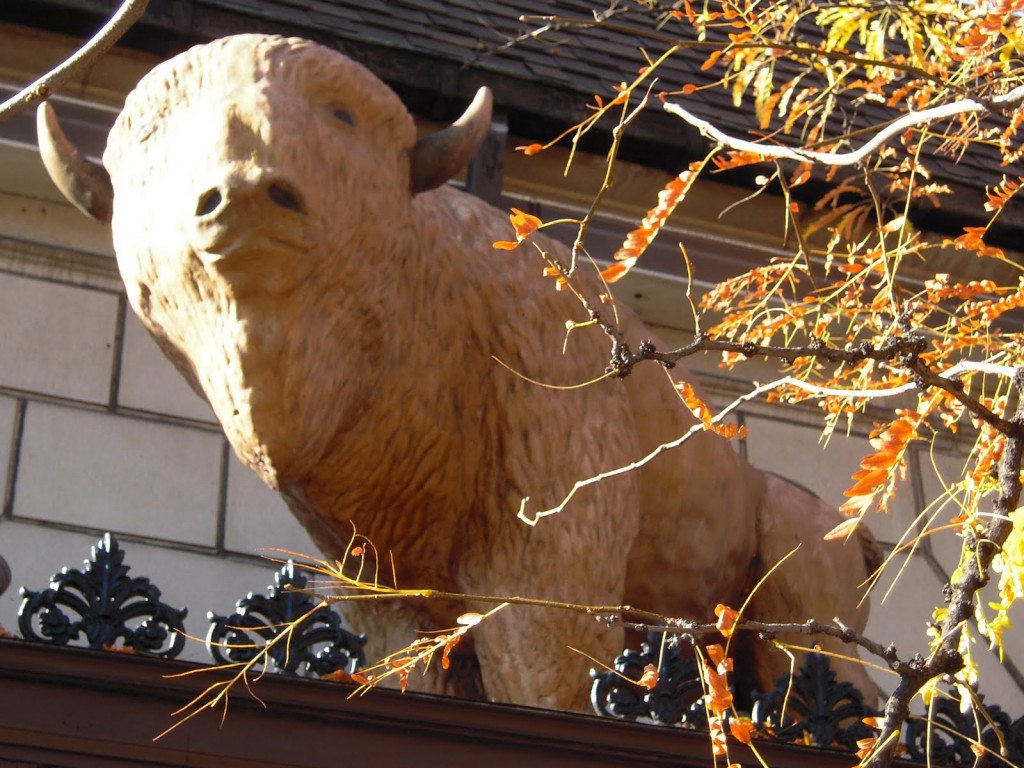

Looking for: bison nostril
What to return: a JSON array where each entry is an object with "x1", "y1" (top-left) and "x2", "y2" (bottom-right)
[
  {"x1": 195, "y1": 188, "x2": 223, "y2": 217},
  {"x1": 268, "y1": 183, "x2": 304, "y2": 213}
]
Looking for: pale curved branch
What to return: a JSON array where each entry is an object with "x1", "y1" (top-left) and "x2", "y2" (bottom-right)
[
  {"x1": 663, "y1": 90, "x2": 1024, "y2": 166},
  {"x1": 518, "y1": 359, "x2": 1020, "y2": 526},
  {"x1": 0, "y1": 0, "x2": 149, "y2": 124}
]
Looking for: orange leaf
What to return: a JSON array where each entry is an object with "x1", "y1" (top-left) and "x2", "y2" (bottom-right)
[
  {"x1": 843, "y1": 468, "x2": 888, "y2": 498},
  {"x1": 856, "y1": 736, "x2": 878, "y2": 759},
  {"x1": 509, "y1": 208, "x2": 542, "y2": 239},
  {"x1": 703, "y1": 649, "x2": 734, "y2": 714},
  {"x1": 638, "y1": 663, "x2": 659, "y2": 690},
  {"x1": 493, "y1": 240, "x2": 520, "y2": 250},
  {"x1": 715, "y1": 604, "x2": 740, "y2": 637},
  {"x1": 321, "y1": 669, "x2": 357, "y2": 683},
  {"x1": 516, "y1": 143, "x2": 543, "y2": 156},
  {"x1": 601, "y1": 258, "x2": 637, "y2": 283},
  {"x1": 729, "y1": 717, "x2": 755, "y2": 745},
  {"x1": 710, "y1": 422, "x2": 740, "y2": 439},
  {"x1": 709, "y1": 718, "x2": 729, "y2": 755},
  {"x1": 702, "y1": 50, "x2": 723, "y2": 70}
]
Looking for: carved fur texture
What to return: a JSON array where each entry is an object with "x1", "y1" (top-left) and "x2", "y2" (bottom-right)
[{"x1": 93, "y1": 34, "x2": 878, "y2": 709}]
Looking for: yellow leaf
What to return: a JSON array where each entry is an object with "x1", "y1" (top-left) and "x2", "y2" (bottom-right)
[
  {"x1": 824, "y1": 517, "x2": 861, "y2": 541},
  {"x1": 880, "y1": 215, "x2": 907, "y2": 233}
]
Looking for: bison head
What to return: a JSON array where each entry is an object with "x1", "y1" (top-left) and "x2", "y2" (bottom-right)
[{"x1": 38, "y1": 35, "x2": 492, "y2": 490}]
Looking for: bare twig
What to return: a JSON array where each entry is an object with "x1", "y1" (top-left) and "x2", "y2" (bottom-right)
[
  {"x1": 520, "y1": 354, "x2": 1020, "y2": 526},
  {"x1": 0, "y1": 0, "x2": 149, "y2": 124}
]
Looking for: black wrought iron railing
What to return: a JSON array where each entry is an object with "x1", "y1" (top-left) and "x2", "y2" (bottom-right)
[{"x1": 5, "y1": 532, "x2": 1022, "y2": 765}]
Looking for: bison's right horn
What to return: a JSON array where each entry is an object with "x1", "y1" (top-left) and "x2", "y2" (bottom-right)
[
  {"x1": 37, "y1": 102, "x2": 114, "y2": 223},
  {"x1": 411, "y1": 87, "x2": 493, "y2": 194}
]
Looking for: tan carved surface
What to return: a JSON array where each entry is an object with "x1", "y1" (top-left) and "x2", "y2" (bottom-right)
[{"x1": 41, "y1": 34, "x2": 880, "y2": 710}]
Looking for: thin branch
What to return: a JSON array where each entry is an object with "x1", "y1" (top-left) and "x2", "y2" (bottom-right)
[
  {"x1": 662, "y1": 96, "x2": 1008, "y2": 167},
  {"x1": 519, "y1": 374, "x2": 805, "y2": 525},
  {"x1": 0, "y1": 0, "x2": 149, "y2": 124},
  {"x1": 517, "y1": 15, "x2": 958, "y2": 95},
  {"x1": 624, "y1": 616, "x2": 910, "y2": 676},
  {"x1": 569, "y1": 74, "x2": 659, "y2": 272},
  {"x1": 520, "y1": 354, "x2": 1020, "y2": 526},
  {"x1": 613, "y1": 333, "x2": 1021, "y2": 437},
  {"x1": 322, "y1": 586, "x2": 667, "y2": 624}
]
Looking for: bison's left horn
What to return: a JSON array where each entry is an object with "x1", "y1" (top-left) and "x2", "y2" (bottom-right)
[
  {"x1": 411, "y1": 87, "x2": 493, "y2": 194},
  {"x1": 36, "y1": 102, "x2": 114, "y2": 223}
]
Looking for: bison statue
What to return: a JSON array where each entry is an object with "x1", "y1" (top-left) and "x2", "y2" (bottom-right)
[{"x1": 38, "y1": 34, "x2": 881, "y2": 710}]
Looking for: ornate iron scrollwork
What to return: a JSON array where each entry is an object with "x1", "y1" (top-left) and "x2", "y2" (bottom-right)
[
  {"x1": 0, "y1": 554, "x2": 10, "y2": 597},
  {"x1": 905, "y1": 687, "x2": 1014, "y2": 765},
  {"x1": 590, "y1": 632, "x2": 707, "y2": 725},
  {"x1": 18, "y1": 533, "x2": 187, "y2": 657},
  {"x1": 207, "y1": 560, "x2": 365, "y2": 676},
  {"x1": 751, "y1": 652, "x2": 878, "y2": 750}
]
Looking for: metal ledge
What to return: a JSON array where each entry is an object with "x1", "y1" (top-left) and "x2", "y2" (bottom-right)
[{"x1": 0, "y1": 638, "x2": 880, "y2": 768}]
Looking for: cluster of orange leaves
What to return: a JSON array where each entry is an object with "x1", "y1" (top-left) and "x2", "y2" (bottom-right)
[
  {"x1": 702, "y1": 605, "x2": 755, "y2": 764},
  {"x1": 493, "y1": 207, "x2": 542, "y2": 251},
  {"x1": 493, "y1": 208, "x2": 571, "y2": 291},
  {"x1": 947, "y1": 226, "x2": 1007, "y2": 261},
  {"x1": 602, "y1": 162, "x2": 704, "y2": 283},
  {"x1": 836, "y1": 409, "x2": 923, "y2": 521},
  {"x1": 676, "y1": 381, "x2": 749, "y2": 440}
]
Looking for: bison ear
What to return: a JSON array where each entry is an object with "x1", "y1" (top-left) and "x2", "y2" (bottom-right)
[
  {"x1": 410, "y1": 87, "x2": 493, "y2": 194},
  {"x1": 36, "y1": 101, "x2": 114, "y2": 223}
]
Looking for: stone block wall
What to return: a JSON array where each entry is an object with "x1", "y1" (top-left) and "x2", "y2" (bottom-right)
[{"x1": 0, "y1": 242, "x2": 323, "y2": 662}]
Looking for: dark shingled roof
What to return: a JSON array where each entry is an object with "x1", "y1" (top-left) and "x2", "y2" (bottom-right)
[{"x1": 3, "y1": 0, "x2": 1023, "y2": 236}]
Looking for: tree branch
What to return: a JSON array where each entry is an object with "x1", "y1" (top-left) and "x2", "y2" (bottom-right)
[
  {"x1": 864, "y1": 371, "x2": 1024, "y2": 768},
  {"x1": 0, "y1": 0, "x2": 149, "y2": 125},
  {"x1": 611, "y1": 333, "x2": 1022, "y2": 437},
  {"x1": 621, "y1": 615, "x2": 910, "y2": 676},
  {"x1": 662, "y1": 96, "x2": 1010, "y2": 167}
]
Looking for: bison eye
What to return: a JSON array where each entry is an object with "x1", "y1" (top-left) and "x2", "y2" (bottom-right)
[{"x1": 331, "y1": 107, "x2": 354, "y2": 126}]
